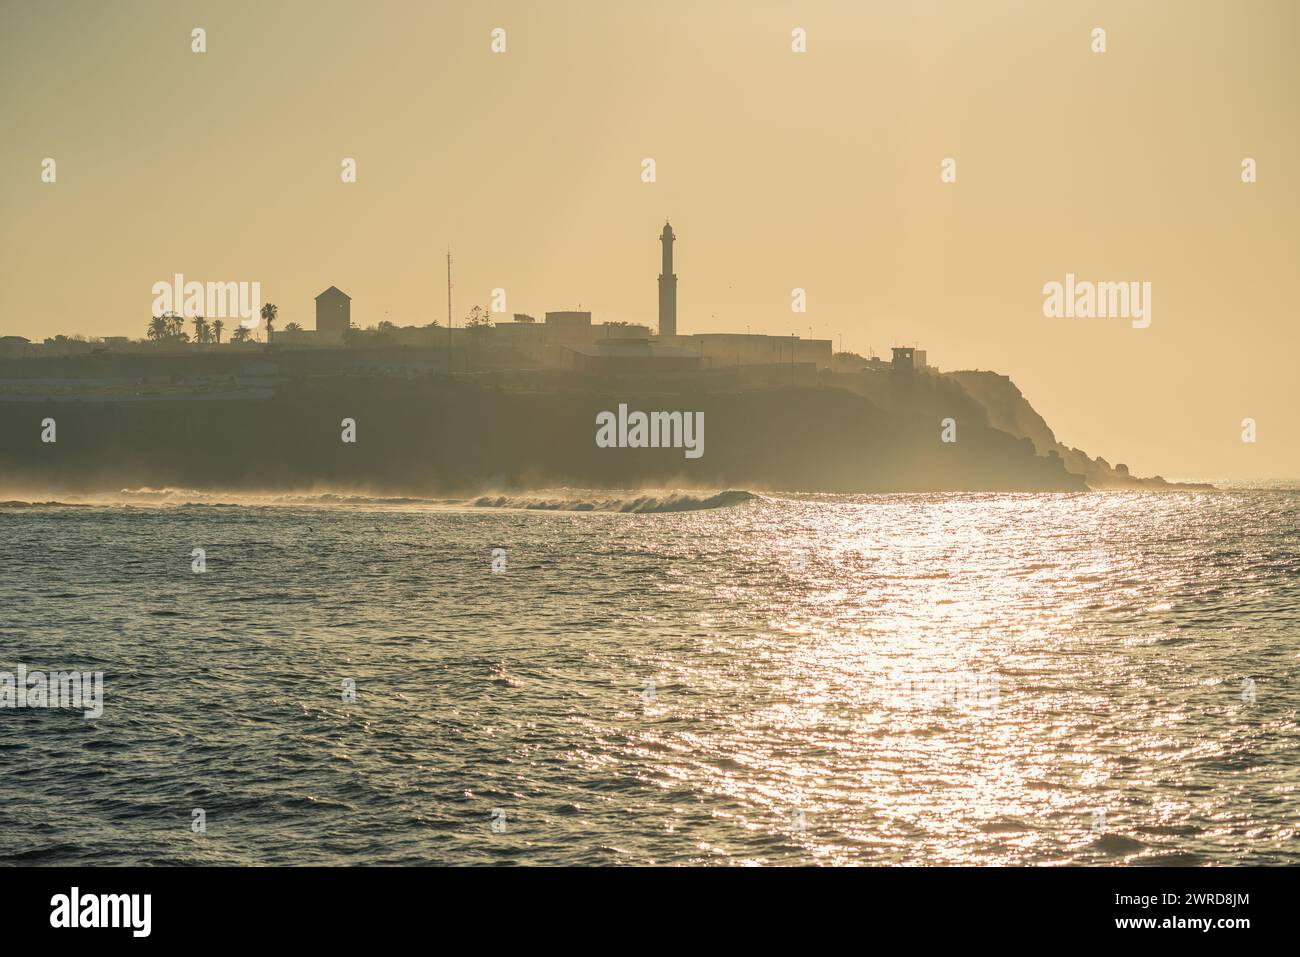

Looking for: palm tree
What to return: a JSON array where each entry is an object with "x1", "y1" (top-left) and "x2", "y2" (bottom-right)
[
  {"x1": 260, "y1": 302, "x2": 278, "y2": 342},
  {"x1": 147, "y1": 315, "x2": 169, "y2": 342},
  {"x1": 193, "y1": 315, "x2": 209, "y2": 344},
  {"x1": 283, "y1": 321, "x2": 303, "y2": 332},
  {"x1": 231, "y1": 326, "x2": 251, "y2": 344},
  {"x1": 212, "y1": 319, "x2": 224, "y2": 344},
  {"x1": 166, "y1": 312, "x2": 185, "y2": 339}
]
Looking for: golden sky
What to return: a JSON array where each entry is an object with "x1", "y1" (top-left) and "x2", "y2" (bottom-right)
[{"x1": 1, "y1": 0, "x2": 1296, "y2": 479}]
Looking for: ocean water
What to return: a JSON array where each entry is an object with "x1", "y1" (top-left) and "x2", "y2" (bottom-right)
[{"x1": 1, "y1": 485, "x2": 1297, "y2": 866}]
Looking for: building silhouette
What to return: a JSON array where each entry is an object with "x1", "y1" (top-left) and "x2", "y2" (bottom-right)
[
  {"x1": 15, "y1": 223, "x2": 845, "y2": 375},
  {"x1": 658, "y1": 222, "x2": 677, "y2": 338},
  {"x1": 315, "y1": 286, "x2": 351, "y2": 343}
]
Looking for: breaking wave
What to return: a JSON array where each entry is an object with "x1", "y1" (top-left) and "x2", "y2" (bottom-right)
[
  {"x1": 470, "y1": 489, "x2": 758, "y2": 513},
  {"x1": 0, "y1": 487, "x2": 759, "y2": 513}
]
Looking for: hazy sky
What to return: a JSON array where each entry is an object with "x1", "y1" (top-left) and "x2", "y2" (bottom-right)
[{"x1": 1, "y1": 0, "x2": 1296, "y2": 479}]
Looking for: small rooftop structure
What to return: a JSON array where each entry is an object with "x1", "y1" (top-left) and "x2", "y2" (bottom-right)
[{"x1": 544, "y1": 310, "x2": 592, "y2": 328}]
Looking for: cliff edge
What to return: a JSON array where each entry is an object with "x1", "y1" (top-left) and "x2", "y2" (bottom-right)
[{"x1": 946, "y1": 370, "x2": 1211, "y2": 490}]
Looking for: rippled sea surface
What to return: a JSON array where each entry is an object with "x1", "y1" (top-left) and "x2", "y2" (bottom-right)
[{"x1": 1, "y1": 485, "x2": 1297, "y2": 866}]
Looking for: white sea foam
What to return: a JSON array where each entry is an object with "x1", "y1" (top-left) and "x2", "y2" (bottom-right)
[{"x1": 0, "y1": 486, "x2": 760, "y2": 513}]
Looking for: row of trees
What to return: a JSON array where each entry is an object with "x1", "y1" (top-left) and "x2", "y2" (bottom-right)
[
  {"x1": 142, "y1": 301, "x2": 491, "y2": 346},
  {"x1": 143, "y1": 303, "x2": 298, "y2": 345}
]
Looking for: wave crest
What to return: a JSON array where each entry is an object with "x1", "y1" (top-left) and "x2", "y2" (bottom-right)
[
  {"x1": 0, "y1": 487, "x2": 758, "y2": 513},
  {"x1": 472, "y1": 490, "x2": 758, "y2": 512}
]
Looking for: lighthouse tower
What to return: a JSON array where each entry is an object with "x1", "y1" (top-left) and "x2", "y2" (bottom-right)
[{"x1": 658, "y1": 221, "x2": 677, "y2": 338}]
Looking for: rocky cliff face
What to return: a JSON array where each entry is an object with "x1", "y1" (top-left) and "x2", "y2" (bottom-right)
[
  {"x1": 0, "y1": 347, "x2": 1200, "y2": 495},
  {"x1": 946, "y1": 370, "x2": 1209, "y2": 490},
  {"x1": 0, "y1": 373, "x2": 1086, "y2": 495}
]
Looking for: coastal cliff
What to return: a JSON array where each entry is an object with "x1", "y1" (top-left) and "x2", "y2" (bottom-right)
[
  {"x1": 0, "y1": 365, "x2": 1087, "y2": 495},
  {"x1": 946, "y1": 370, "x2": 1210, "y2": 490}
]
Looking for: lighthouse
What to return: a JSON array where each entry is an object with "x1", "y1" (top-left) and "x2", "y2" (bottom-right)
[{"x1": 658, "y1": 221, "x2": 677, "y2": 338}]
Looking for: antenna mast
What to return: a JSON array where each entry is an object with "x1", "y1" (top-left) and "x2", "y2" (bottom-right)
[{"x1": 446, "y1": 249, "x2": 453, "y2": 329}]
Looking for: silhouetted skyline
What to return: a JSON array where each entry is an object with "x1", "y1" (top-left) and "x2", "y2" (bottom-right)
[{"x1": 2, "y1": 0, "x2": 1297, "y2": 480}]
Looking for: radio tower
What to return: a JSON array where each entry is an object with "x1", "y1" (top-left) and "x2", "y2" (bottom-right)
[{"x1": 446, "y1": 249, "x2": 453, "y2": 329}]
